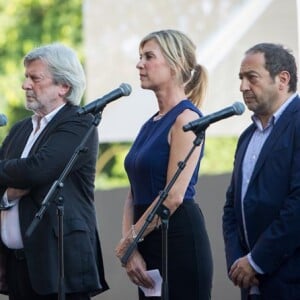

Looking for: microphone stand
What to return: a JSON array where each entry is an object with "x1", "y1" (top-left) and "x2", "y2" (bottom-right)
[
  {"x1": 25, "y1": 111, "x2": 102, "y2": 300},
  {"x1": 121, "y1": 128, "x2": 205, "y2": 300}
]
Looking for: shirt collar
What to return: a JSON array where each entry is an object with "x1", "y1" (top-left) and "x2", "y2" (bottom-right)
[
  {"x1": 32, "y1": 103, "x2": 66, "y2": 128},
  {"x1": 251, "y1": 92, "x2": 298, "y2": 130}
]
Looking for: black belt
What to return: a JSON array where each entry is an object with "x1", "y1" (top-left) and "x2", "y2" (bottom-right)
[{"x1": 12, "y1": 248, "x2": 26, "y2": 260}]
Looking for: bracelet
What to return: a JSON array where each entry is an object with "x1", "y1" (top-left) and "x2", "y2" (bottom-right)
[{"x1": 131, "y1": 225, "x2": 144, "y2": 242}]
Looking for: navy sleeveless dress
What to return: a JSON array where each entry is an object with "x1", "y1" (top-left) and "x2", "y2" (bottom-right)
[{"x1": 124, "y1": 100, "x2": 213, "y2": 300}]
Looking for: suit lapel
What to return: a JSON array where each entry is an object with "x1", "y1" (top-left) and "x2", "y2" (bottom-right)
[
  {"x1": 4, "y1": 120, "x2": 33, "y2": 159},
  {"x1": 235, "y1": 124, "x2": 256, "y2": 193},
  {"x1": 250, "y1": 96, "x2": 300, "y2": 183},
  {"x1": 29, "y1": 104, "x2": 72, "y2": 155}
]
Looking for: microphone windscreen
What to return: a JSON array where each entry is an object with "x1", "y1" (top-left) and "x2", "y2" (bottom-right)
[
  {"x1": 0, "y1": 114, "x2": 8, "y2": 127},
  {"x1": 232, "y1": 102, "x2": 245, "y2": 115},
  {"x1": 120, "y1": 83, "x2": 132, "y2": 96}
]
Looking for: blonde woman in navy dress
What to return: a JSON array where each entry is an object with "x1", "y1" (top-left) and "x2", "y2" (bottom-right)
[{"x1": 116, "y1": 29, "x2": 213, "y2": 300}]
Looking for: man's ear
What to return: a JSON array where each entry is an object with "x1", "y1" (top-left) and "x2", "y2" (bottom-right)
[
  {"x1": 278, "y1": 70, "x2": 290, "y2": 90},
  {"x1": 59, "y1": 84, "x2": 70, "y2": 97}
]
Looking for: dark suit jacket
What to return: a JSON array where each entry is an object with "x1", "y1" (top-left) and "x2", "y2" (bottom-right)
[
  {"x1": 0, "y1": 104, "x2": 109, "y2": 295},
  {"x1": 223, "y1": 95, "x2": 300, "y2": 300}
]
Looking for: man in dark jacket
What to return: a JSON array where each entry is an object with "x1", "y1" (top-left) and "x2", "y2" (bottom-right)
[
  {"x1": 0, "y1": 43, "x2": 109, "y2": 300},
  {"x1": 223, "y1": 43, "x2": 300, "y2": 300}
]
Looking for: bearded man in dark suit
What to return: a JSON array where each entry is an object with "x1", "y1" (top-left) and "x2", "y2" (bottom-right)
[{"x1": 0, "y1": 43, "x2": 109, "y2": 300}]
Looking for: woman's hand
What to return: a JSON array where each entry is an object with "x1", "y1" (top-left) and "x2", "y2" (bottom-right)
[
  {"x1": 115, "y1": 229, "x2": 133, "y2": 259},
  {"x1": 116, "y1": 232, "x2": 154, "y2": 289},
  {"x1": 124, "y1": 249, "x2": 154, "y2": 289}
]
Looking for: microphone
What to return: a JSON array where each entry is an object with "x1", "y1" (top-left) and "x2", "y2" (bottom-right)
[
  {"x1": 183, "y1": 102, "x2": 245, "y2": 132},
  {"x1": 77, "y1": 83, "x2": 132, "y2": 115},
  {"x1": 0, "y1": 114, "x2": 7, "y2": 127}
]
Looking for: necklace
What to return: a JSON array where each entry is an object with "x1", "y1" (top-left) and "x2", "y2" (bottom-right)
[{"x1": 153, "y1": 112, "x2": 165, "y2": 121}]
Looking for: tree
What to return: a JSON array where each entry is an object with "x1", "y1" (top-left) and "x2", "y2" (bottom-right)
[
  {"x1": 0, "y1": 1, "x2": 238, "y2": 189},
  {"x1": 0, "y1": 0, "x2": 83, "y2": 140}
]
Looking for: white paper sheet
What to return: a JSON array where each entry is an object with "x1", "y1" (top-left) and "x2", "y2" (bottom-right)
[{"x1": 139, "y1": 269, "x2": 162, "y2": 297}]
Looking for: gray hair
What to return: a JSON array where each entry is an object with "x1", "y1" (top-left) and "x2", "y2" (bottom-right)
[{"x1": 24, "y1": 43, "x2": 86, "y2": 105}]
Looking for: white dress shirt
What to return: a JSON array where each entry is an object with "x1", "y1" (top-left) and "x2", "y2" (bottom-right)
[{"x1": 1, "y1": 104, "x2": 65, "y2": 249}]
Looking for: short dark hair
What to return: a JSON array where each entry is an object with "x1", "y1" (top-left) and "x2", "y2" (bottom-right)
[{"x1": 246, "y1": 43, "x2": 298, "y2": 93}]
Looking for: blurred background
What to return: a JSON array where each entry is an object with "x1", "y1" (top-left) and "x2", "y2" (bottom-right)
[{"x1": 0, "y1": 0, "x2": 299, "y2": 299}]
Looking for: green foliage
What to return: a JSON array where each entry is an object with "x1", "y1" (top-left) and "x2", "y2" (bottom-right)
[
  {"x1": 96, "y1": 137, "x2": 238, "y2": 190},
  {"x1": 96, "y1": 143, "x2": 131, "y2": 189},
  {"x1": 201, "y1": 136, "x2": 237, "y2": 175},
  {"x1": 0, "y1": 1, "x2": 239, "y2": 192},
  {"x1": 0, "y1": 0, "x2": 83, "y2": 137}
]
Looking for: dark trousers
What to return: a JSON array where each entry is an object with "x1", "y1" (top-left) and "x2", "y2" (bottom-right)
[
  {"x1": 7, "y1": 249, "x2": 90, "y2": 300},
  {"x1": 247, "y1": 294, "x2": 261, "y2": 300}
]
